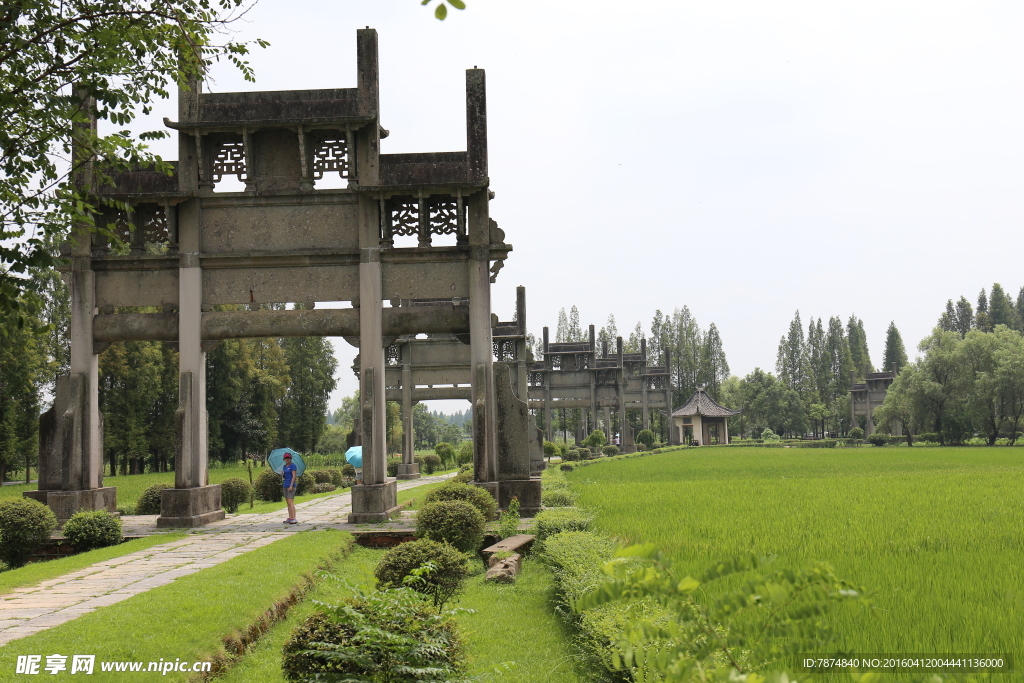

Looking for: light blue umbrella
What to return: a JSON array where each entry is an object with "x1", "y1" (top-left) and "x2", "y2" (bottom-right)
[
  {"x1": 345, "y1": 446, "x2": 363, "y2": 468},
  {"x1": 268, "y1": 447, "x2": 306, "y2": 476}
]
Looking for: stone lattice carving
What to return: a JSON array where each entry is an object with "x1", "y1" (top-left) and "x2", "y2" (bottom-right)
[
  {"x1": 390, "y1": 200, "x2": 419, "y2": 237},
  {"x1": 385, "y1": 344, "x2": 401, "y2": 366},
  {"x1": 312, "y1": 133, "x2": 349, "y2": 179},
  {"x1": 211, "y1": 139, "x2": 246, "y2": 183},
  {"x1": 597, "y1": 369, "x2": 615, "y2": 386},
  {"x1": 140, "y1": 205, "x2": 168, "y2": 245},
  {"x1": 429, "y1": 199, "x2": 458, "y2": 236}
]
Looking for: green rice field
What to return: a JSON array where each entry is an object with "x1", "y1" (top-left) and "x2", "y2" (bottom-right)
[{"x1": 568, "y1": 446, "x2": 1024, "y2": 669}]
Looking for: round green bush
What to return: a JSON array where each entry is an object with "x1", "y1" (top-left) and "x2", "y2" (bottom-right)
[
  {"x1": 0, "y1": 498, "x2": 57, "y2": 567},
  {"x1": 849, "y1": 427, "x2": 865, "y2": 440},
  {"x1": 542, "y1": 489, "x2": 576, "y2": 507},
  {"x1": 560, "y1": 463, "x2": 575, "y2": 472},
  {"x1": 636, "y1": 429, "x2": 656, "y2": 450},
  {"x1": 867, "y1": 433, "x2": 889, "y2": 447},
  {"x1": 311, "y1": 469, "x2": 333, "y2": 484},
  {"x1": 450, "y1": 467, "x2": 474, "y2": 484},
  {"x1": 375, "y1": 538, "x2": 469, "y2": 607},
  {"x1": 386, "y1": 457, "x2": 401, "y2": 477},
  {"x1": 281, "y1": 596, "x2": 465, "y2": 682},
  {"x1": 296, "y1": 472, "x2": 316, "y2": 496},
  {"x1": 338, "y1": 476, "x2": 356, "y2": 489},
  {"x1": 254, "y1": 469, "x2": 284, "y2": 502},
  {"x1": 602, "y1": 445, "x2": 619, "y2": 456},
  {"x1": 135, "y1": 483, "x2": 172, "y2": 515},
  {"x1": 416, "y1": 500, "x2": 485, "y2": 553},
  {"x1": 423, "y1": 482, "x2": 497, "y2": 521},
  {"x1": 342, "y1": 463, "x2": 357, "y2": 478},
  {"x1": 311, "y1": 482, "x2": 336, "y2": 494},
  {"x1": 421, "y1": 453, "x2": 442, "y2": 475},
  {"x1": 434, "y1": 442, "x2": 456, "y2": 468},
  {"x1": 456, "y1": 440, "x2": 473, "y2": 466},
  {"x1": 62, "y1": 510, "x2": 122, "y2": 552},
  {"x1": 561, "y1": 448, "x2": 579, "y2": 462},
  {"x1": 220, "y1": 477, "x2": 252, "y2": 513},
  {"x1": 325, "y1": 468, "x2": 344, "y2": 486}
]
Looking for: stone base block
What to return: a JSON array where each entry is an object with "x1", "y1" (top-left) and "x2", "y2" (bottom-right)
[
  {"x1": 473, "y1": 479, "x2": 542, "y2": 516},
  {"x1": 395, "y1": 463, "x2": 421, "y2": 480},
  {"x1": 24, "y1": 487, "x2": 117, "y2": 524},
  {"x1": 348, "y1": 480, "x2": 400, "y2": 523},
  {"x1": 499, "y1": 478, "x2": 542, "y2": 516},
  {"x1": 156, "y1": 485, "x2": 225, "y2": 528}
]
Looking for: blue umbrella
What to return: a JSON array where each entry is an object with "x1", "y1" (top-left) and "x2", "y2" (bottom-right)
[
  {"x1": 268, "y1": 447, "x2": 306, "y2": 476},
  {"x1": 344, "y1": 446, "x2": 363, "y2": 468}
]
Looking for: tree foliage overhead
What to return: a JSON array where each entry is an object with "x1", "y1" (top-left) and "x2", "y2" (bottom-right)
[{"x1": 0, "y1": 0, "x2": 265, "y2": 319}]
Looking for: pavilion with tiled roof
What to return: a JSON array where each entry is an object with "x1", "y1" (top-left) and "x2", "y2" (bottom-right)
[{"x1": 671, "y1": 387, "x2": 741, "y2": 445}]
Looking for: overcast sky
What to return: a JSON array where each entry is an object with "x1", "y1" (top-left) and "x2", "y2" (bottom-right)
[{"x1": 128, "y1": 1, "x2": 1024, "y2": 414}]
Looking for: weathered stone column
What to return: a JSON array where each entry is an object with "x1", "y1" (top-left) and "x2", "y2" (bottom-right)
[
  {"x1": 397, "y1": 354, "x2": 420, "y2": 479},
  {"x1": 157, "y1": 74, "x2": 224, "y2": 528},
  {"x1": 26, "y1": 90, "x2": 115, "y2": 522}
]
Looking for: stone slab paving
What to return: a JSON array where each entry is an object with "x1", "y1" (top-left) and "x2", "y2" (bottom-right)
[{"x1": 0, "y1": 474, "x2": 454, "y2": 646}]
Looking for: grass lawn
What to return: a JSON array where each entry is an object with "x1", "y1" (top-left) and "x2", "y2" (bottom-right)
[
  {"x1": 220, "y1": 549, "x2": 581, "y2": 683},
  {"x1": 0, "y1": 529, "x2": 354, "y2": 682},
  {"x1": 568, "y1": 446, "x2": 1024, "y2": 667},
  {"x1": 0, "y1": 534, "x2": 186, "y2": 595}
]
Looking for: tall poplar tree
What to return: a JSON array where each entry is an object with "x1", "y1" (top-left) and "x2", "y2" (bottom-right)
[
  {"x1": 278, "y1": 336, "x2": 339, "y2": 453},
  {"x1": 882, "y1": 322, "x2": 909, "y2": 374}
]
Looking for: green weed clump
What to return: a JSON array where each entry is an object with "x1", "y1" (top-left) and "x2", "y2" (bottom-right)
[{"x1": 534, "y1": 507, "x2": 593, "y2": 542}]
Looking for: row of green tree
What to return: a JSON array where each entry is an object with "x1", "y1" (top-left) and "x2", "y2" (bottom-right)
[
  {"x1": 716, "y1": 313, "x2": 909, "y2": 439},
  {"x1": 937, "y1": 283, "x2": 1024, "y2": 336},
  {"x1": 876, "y1": 325, "x2": 1024, "y2": 445},
  {"x1": 540, "y1": 305, "x2": 730, "y2": 442},
  {"x1": 318, "y1": 394, "x2": 468, "y2": 455}
]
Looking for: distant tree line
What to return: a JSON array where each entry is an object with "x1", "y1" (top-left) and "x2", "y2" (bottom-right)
[
  {"x1": 875, "y1": 283, "x2": 1024, "y2": 445},
  {"x1": 319, "y1": 395, "x2": 467, "y2": 454},
  {"x1": 718, "y1": 313, "x2": 908, "y2": 439}
]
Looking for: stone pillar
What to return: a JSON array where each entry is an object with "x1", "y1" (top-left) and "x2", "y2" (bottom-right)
[
  {"x1": 397, "y1": 354, "x2": 420, "y2": 479},
  {"x1": 26, "y1": 89, "x2": 116, "y2": 522},
  {"x1": 641, "y1": 338, "x2": 650, "y2": 429},
  {"x1": 468, "y1": 188, "x2": 497, "y2": 494},
  {"x1": 543, "y1": 327, "x2": 552, "y2": 441}
]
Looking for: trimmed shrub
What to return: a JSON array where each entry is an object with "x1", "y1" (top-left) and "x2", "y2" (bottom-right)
[
  {"x1": 584, "y1": 429, "x2": 607, "y2": 449},
  {"x1": 220, "y1": 477, "x2": 252, "y2": 513},
  {"x1": 451, "y1": 467, "x2": 474, "y2": 484},
  {"x1": 311, "y1": 469, "x2": 333, "y2": 484},
  {"x1": 386, "y1": 457, "x2": 401, "y2": 477},
  {"x1": 543, "y1": 440, "x2": 559, "y2": 460},
  {"x1": 456, "y1": 440, "x2": 474, "y2": 466},
  {"x1": 421, "y1": 453, "x2": 442, "y2": 475},
  {"x1": 254, "y1": 469, "x2": 284, "y2": 502},
  {"x1": 561, "y1": 448, "x2": 579, "y2": 462},
  {"x1": 867, "y1": 433, "x2": 889, "y2": 447},
  {"x1": 636, "y1": 429, "x2": 656, "y2": 450},
  {"x1": 375, "y1": 538, "x2": 469, "y2": 608},
  {"x1": 848, "y1": 427, "x2": 865, "y2": 440},
  {"x1": 423, "y1": 482, "x2": 497, "y2": 521},
  {"x1": 135, "y1": 483, "x2": 171, "y2": 515},
  {"x1": 0, "y1": 498, "x2": 57, "y2": 567},
  {"x1": 62, "y1": 510, "x2": 122, "y2": 552},
  {"x1": 542, "y1": 489, "x2": 576, "y2": 507},
  {"x1": 635, "y1": 443, "x2": 647, "y2": 452},
  {"x1": 281, "y1": 592, "x2": 466, "y2": 682},
  {"x1": 916, "y1": 432, "x2": 940, "y2": 443},
  {"x1": 416, "y1": 500, "x2": 485, "y2": 553},
  {"x1": 341, "y1": 463, "x2": 357, "y2": 478},
  {"x1": 560, "y1": 463, "x2": 575, "y2": 472},
  {"x1": 602, "y1": 445, "x2": 619, "y2": 457},
  {"x1": 539, "y1": 530, "x2": 617, "y2": 603},
  {"x1": 325, "y1": 468, "x2": 344, "y2": 486},
  {"x1": 311, "y1": 483, "x2": 337, "y2": 494},
  {"x1": 434, "y1": 442, "x2": 456, "y2": 468},
  {"x1": 534, "y1": 507, "x2": 594, "y2": 541},
  {"x1": 761, "y1": 428, "x2": 781, "y2": 442},
  {"x1": 558, "y1": 442, "x2": 568, "y2": 457},
  {"x1": 296, "y1": 472, "x2": 316, "y2": 496}
]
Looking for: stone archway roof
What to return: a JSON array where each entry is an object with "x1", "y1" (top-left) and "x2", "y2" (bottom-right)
[{"x1": 672, "y1": 387, "x2": 741, "y2": 417}]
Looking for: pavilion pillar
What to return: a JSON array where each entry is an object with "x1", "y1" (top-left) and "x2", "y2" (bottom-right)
[{"x1": 397, "y1": 357, "x2": 419, "y2": 479}]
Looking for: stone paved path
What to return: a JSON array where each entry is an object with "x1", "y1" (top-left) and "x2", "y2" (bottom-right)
[{"x1": 0, "y1": 474, "x2": 452, "y2": 646}]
